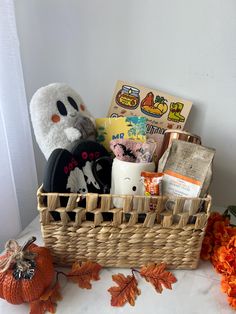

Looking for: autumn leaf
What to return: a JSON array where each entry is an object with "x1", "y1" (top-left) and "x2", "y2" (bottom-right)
[
  {"x1": 140, "y1": 263, "x2": 177, "y2": 293},
  {"x1": 40, "y1": 282, "x2": 62, "y2": 303},
  {"x1": 67, "y1": 261, "x2": 102, "y2": 289},
  {"x1": 108, "y1": 273, "x2": 141, "y2": 307},
  {"x1": 29, "y1": 299, "x2": 56, "y2": 314},
  {"x1": 29, "y1": 282, "x2": 62, "y2": 314}
]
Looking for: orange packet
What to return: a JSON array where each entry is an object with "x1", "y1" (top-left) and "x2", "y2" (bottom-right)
[{"x1": 141, "y1": 172, "x2": 163, "y2": 196}]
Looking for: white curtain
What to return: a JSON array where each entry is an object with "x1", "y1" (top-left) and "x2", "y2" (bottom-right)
[{"x1": 0, "y1": 0, "x2": 38, "y2": 248}]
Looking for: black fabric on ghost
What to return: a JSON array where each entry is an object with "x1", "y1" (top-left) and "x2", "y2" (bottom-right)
[
  {"x1": 70, "y1": 140, "x2": 112, "y2": 194},
  {"x1": 42, "y1": 148, "x2": 77, "y2": 219},
  {"x1": 43, "y1": 140, "x2": 112, "y2": 195},
  {"x1": 43, "y1": 148, "x2": 78, "y2": 193}
]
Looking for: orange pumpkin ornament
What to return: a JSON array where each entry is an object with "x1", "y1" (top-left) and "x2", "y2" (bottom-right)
[{"x1": 0, "y1": 236, "x2": 55, "y2": 305}]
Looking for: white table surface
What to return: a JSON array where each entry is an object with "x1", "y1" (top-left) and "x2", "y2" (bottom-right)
[{"x1": 0, "y1": 216, "x2": 234, "y2": 314}]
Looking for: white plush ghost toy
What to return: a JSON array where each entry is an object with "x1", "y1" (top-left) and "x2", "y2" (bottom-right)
[{"x1": 30, "y1": 83, "x2": 95, "y2": 159}]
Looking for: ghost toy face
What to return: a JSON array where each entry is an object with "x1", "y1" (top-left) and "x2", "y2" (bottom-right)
[
  {"x1": 30, "y1": 83, "x2": 94, "y2": 159},
  {"x1": 52, "y1": 96, "x2": 80, "y2": 126}
]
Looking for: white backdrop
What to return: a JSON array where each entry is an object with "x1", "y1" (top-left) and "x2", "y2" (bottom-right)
[{"x1": 14, "y1": 0, "x2": 236, "y2": 207}]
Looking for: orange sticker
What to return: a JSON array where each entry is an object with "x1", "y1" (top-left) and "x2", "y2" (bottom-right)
[{"x1": 51, "y1": 114, "x2": 60, "y2": 123}]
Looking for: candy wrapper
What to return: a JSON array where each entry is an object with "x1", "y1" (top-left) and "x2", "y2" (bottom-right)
[{"x1": 136, "y1": 139, "x2": 157, "y2": 163}]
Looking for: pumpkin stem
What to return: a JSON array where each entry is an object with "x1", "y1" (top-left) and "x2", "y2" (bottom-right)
[
  {"x1": 21, "y1": 236, "x2": 36, "y2": 251},
  {"x1": 0, "y1": 237, "x2": 37, "y2": 274}
]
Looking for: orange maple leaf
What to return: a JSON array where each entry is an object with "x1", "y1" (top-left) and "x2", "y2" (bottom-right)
[
  {"x1": 29, "y1": 282, "x2": 62, "y2": 314},
  {"x1": 140, "y1": 263, "x2": 177, "y2": 293},
  {"x1": 108, "y1": 273, "x2": 141, "y2": 307},
  {"x1": 67, "y1": 261, "x2": 102, "y2": 289},
  {"x1": 29, "y1": 299, "x2": 56, "y2": 314},
  {"x1": 40, "y1": 282, "x2": 62, "y2": 302}
]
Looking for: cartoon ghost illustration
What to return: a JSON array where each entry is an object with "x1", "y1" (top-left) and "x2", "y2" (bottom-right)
[
  {"x1": 30, "y1": 83, "x2": 95, "y2": 159},
  {"x1": 66, "y1": 167, "x2": 88, "y2": 193},
  {"x1": 82, "y1": 160, "x2": 100, "y2": 190}
]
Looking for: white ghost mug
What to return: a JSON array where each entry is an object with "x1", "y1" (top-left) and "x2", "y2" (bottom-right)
[{"x1": 110, "y1": 158, "x2": 156, "y2": 208}]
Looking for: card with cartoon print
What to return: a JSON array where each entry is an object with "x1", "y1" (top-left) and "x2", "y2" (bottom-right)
[
  {"x1": 107, "y1": 80, "x2": 192, "y2": 136},
  {"x1": 95, "y1": 116, "x2": 146, "y2": 151}
]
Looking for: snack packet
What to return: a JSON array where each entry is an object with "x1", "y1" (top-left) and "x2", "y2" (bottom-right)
[
  {"x1": 158, "y1": 140, "x2": 215, "y2": 198},
  {"x1": 141, "y1": 172, "x2": 163, "y2": 196}
]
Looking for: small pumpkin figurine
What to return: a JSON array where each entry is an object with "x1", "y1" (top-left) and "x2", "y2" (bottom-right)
[{"x1": 0, "y1": 236, "x2": 55, "y2": 304}]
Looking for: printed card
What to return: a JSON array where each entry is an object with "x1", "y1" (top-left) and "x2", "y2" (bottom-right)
[
  {"x1": 95, "y1": 116, "x2": 146, "y2": 151},
  {"x1": 107, "y1": 80, "x2": 193, "y2": 136}
]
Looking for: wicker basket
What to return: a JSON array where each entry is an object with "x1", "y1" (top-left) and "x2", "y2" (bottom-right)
[{"x1": 37, "y1": 186, "x2": 211, "y2": 269}]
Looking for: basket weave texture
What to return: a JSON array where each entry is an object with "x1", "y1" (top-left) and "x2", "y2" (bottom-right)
[{"x1": 37, "y1": 186, "x2": 211, "y2": 269}]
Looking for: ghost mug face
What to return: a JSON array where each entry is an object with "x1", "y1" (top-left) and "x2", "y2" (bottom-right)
[
  {"x1": 110, "y1": 158, "x2": 156, "y2": 208},
  {"x1": 92, "y1": 156, "x2": 113, "y2": 194}
]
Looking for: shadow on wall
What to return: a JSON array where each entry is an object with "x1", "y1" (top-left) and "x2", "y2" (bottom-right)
[
  {"x1": 210, "y1": 160, "x2": 236, "y2": 207},
  {"x1": 34, "y1": 139, "x2": 46, "y2": 186},
  {"x1": 184, "y1": 101, "x2": 206, "y2": 136}
]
